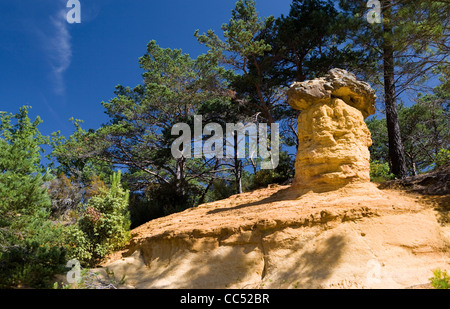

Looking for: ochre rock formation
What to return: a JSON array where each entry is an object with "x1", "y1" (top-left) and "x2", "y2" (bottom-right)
[
  {"x1": 90, "y1": 69, "x2": 450, "y2": 290},
  {"x1": 287, "y1": 68, "x2": 376, "y2": 192},
  {"x1": 96, "y1": 185, "x2": 450, "y2": 289}
]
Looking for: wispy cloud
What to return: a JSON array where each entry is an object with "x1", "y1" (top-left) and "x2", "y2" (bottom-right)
[
  {"x1": 28, "y1": 2, "x2": 73, "y2": 96},
  {"x1": 45, "y1": 8, "x2": 72, "y2": 95}
]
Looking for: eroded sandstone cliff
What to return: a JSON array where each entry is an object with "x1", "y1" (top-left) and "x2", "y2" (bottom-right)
[
  {"x1": 90, "y1": 70, "x2": 449, "y2": 290},
  {"x1": 98, "y1": 185, "x2": 449, "y2": 289}
]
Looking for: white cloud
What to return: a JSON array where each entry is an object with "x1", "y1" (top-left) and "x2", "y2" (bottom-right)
[{"x1": 46, "y1": 9, "x2": 72, "y2": 95}]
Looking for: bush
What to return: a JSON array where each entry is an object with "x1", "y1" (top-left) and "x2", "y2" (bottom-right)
[
  {"x1": 370, "y1": 160, "x2": 395, "y2": 182},
  {"x1": 208, "y1": 178, "x2": 236, "y2": 201},
  {"x1": 430, "y1": 268, "x2": 450, "y2": 289},
  {"x1": 0, "y1": 241, "x2": 66, "y2": 288},
  {"x1": 66, "y1": 171, "x2": 130, "y2": 267},
  {"x1": 128, "y1": 192, "x2": 166, "y2": 229},
  {"x1": 0, "y1": 216, "x2": 67, "y2": 288},
  {"x1": 250, "y1": 151, "x2": 294, "y2": 189}
]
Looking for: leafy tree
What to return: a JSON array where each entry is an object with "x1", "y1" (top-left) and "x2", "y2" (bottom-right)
[
  {"x1": 369, "y1": 160, "x2": 394, "y2": 182},
  {"x1": 229, "y1": 0, "x2": 371, "y2": 148},
  {"x1": 56, "y1": 41, "x2": 231, "y2": 215},
  {"x1": 267, "y1": 0, "x2": 365, "y2": 84},
  {"x1": 399, "y1": 89, "x2": 449, "y2": 174},
  {"x1": 196, "y1": 0, "x2": 291, "y2": 194},
  {"x1": 366, "y1": 116, "x2": 389, "y2": 164},
  {"x1": 435, "y1": 149, "x2": 450, "y2": 168},
  {"x1": 0, "y1": 106, "x2": 66, "y2": 288},
  {"x1": 195, "y1": 0, "x2": 276, "y2": 124},
  {"x1": 49, "y1": 119, "x2": 114, "y2": 186},
  {"x1": 0, "y1": 107, "x2": 51, "y2": 217},
  {"x1": 367, "y1": 82, "x2": 449, "y2": 175},
  {"x1": 339, "y1": 0, "x2": 450, "y2": 178}
]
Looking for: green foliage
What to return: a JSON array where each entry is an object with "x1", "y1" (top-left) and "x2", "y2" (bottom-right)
[
  {"x1": 66, "y1": 171, "x2": 130, "y2": 267},
  {"x1": 195, "y1": 0, "x2": 276, "y2": 124},
  {"x1": 49, "y1": 119, "x2": 115, "y2": 186},
  {"x1": 429, "y1": 268, "x2": 450, "y2": 289},
  {"x1": 0, "y1": 213, "x2": 67, "y2": 289},
  {"x1": 339, "y1": 0, "x2": 449, "y2": 177},
  {"x1": 399, "y1": 91, "x2": 449, "y2": 174},
  {"x1": 0, "y1": 107, "x2": 52, "y2": 218},
  {"x1": 0, "y1": 239, "x2": 66, "y2": 289},
  {"x1": 367, "y1": 82, "x2": 449, "y2": 176},
  {"x1": 207, "y1": 179, "x2": 237, "y2": 202},
  {"x1": 434, "y1": 148, "x2": 450, "y2": 168},
  {"x1": 366, "y1": 116, "x2": 389, "y2": 163},
  {"x1": 127, "y1": 176, "x2": 212, "y2": 229},
  {"x1": 55, "y1": 40, "x2": 230, "y2": 219},
  {"x1": 195, "y1": 0, "x2": 271, "y2": 66},
  {"x1": 250, "y1": 151, "x2": 294, "y2": 189},
  {"x1": 0, "y1": 106, "x2": 67, "y2": 288},
  {"x1": 369, "y1": 160, "x2": 394, "y2": 183},
  {"x1": 144, "y1": 182, "x2": 195, "y2": 217},
  {"x1": 270, "y1": 0, "x2": 362, "y2": 83},
  {"x1": 128, "y1": 193, "x2": 163, "y2": 229}
]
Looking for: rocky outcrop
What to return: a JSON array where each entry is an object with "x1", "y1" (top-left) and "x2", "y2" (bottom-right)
[
  {"x1": 97, "y1": 185, "x2": 450, "y2": 289},
  {"x1": 90, "y1": 70, "x2": 450, "y2": 290},
  {"x1": 287, "y1": 69, "x2": 377, "y2": 192}
]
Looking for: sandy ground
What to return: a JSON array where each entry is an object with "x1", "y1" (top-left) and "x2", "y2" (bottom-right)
[{"x1": 95, "y1": 181, "x2": 449, "y2": 289}]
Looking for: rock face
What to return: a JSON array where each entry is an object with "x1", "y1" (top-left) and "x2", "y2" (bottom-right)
[
  {"x1": 97, "y1": 185, "x2": 450, "y2": 289},
  {"x1": 93, "y1": 69, "x2": 450, "y2": 290},
  {"x1": 287, "y1": 69, "x2": 376, "y2": 192}
]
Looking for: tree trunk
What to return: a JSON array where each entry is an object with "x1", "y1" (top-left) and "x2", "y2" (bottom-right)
[
  {"x1": 412, "y1": 161, "x2": 417, "y2": 177},
  {"x1": 234, "y1": 133, "x2": 243, "y2": 194},
  {"x1": 197, "y1": 160, "x2": 221, "y2": 205},
  {"x1": 235, "y1": 161, "x2": 242, "y2": 194},
  {"x1": 382, "y1": 0, "x2": 408, "y2": 179},
  {"x1": 175, "y1": 157, "x2": 186, "y2": 196},
  {"x1": 406, "y1": 152, "x2": 418, "y2": 176}
]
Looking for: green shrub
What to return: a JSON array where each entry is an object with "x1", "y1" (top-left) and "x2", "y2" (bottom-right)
[
  {"x1": 430, "y1": 268, "x2": 450, "y2": 289},
  {"x1": 208, "y1": 178, "x2": 236, "y2": 201},
  {"x1": 0, "y1": 240, "x2": 66, "y2": 288},
  {"x1": 370, "y1": 160, "x2": 395, "y2": 182},
  {"x1": 128, "y1": 192, "x2": 165, "y2": 229},
  {"x1": 145, "y1": 182, "x2": 193, "y2": 217},
  {"x1": 250, "y1": 151, "x2": 294, "y2": 189},
  {"x1": 0, "y1": 217, "x2": 67, "y2": 288},
  {"x1": 434, "y1": 148, "x2": 450, "y2": 168},
  {"x1": 66, "y1": 171, "x2": 130, "y2": 267}
]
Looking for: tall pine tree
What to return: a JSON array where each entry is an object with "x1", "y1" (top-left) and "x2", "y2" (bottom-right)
[{"x1": 339, "y1": 0, "x2": 449, "y2": 178}]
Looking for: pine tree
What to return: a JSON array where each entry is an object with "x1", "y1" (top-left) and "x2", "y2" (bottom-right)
[
  {"x1": 0, "y1": 106, "x2": 52, "y2": 232},
  {"x1": 339, "y1": 0, "x2": 449, "y2": 178},
  {"x1": 195, "y1": 0, "x2": 275, "y2": 124},
  {"x1": 0, "y1": 106, "x2": 66, "y2": 288}
]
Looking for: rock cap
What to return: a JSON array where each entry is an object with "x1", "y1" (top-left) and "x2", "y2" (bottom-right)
[{"x1": 287, "y1": 68, "x2": 376, "y2": 119}]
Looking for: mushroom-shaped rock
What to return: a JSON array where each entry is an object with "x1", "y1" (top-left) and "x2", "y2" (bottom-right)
[{"x1": 287, "y1": 68, "x2": 377, "y2": 192}]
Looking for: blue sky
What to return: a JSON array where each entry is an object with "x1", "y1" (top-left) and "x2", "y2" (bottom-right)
[{"x1": 0, "y1": 0, "x2": 292, "y2": 139}]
